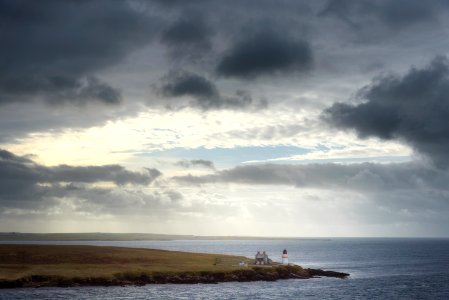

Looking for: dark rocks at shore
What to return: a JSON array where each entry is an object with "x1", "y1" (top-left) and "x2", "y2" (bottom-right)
[
  {"x1": 0, "y1": 265, "x2": 349, "y2": 288},
  {"x1": 306, "y1": 268, "x2": 350, "y2": 279}
]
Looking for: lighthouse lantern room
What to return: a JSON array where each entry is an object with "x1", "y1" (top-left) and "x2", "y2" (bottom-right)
[{"x1": 282, "y1": 249, "x2": 288, "y2": 265}]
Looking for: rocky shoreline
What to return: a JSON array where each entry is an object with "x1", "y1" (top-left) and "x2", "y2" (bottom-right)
[{"x1": 0, "y1": 265, "x2": 349, "y2": 289}]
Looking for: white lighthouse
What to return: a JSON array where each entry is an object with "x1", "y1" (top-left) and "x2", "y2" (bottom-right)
[{"x1": 282, "y1": 249, "x2": 288, "y2": 265}]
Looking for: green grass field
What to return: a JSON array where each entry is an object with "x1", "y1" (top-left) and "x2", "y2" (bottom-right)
[
  {"x1": 0, "y1": 245, "x2": 349, "y2": 288},
  {"x1": 0, "y1": 244, "x2": 253, "y2": 281}
]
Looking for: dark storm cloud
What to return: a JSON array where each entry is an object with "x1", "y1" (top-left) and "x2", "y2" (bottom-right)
[
  {"x1": 0, "y1": 0, "x2": 158, "y2": 105},
  {"x1": 176, "y1": 159, "x2": 215, "y2": 170},
  {"x1": 156, "y1": 70, "x2": 261, "y2": 110},
  {"x1": 324, "y1": 56, "x2": 449, "y2": 167},
  {"x1": 216, "y1": 31, "x2": 313, "y2": 79}
]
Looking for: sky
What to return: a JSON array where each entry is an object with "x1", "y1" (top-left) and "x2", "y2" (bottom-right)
[{"x1": 1, "y1": 0, "x2": 449, "y2": 237}]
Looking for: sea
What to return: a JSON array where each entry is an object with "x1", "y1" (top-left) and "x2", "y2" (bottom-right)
[{"x1": 0, "y1": 238, "x2": 448, "y2": 299}]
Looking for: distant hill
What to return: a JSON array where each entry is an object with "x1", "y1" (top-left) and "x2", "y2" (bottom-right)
[{"x1": 0, "y1": 232, "x2": 328, "y2": 241}]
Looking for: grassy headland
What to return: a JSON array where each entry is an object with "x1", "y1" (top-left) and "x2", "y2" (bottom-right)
[{"x1": 0, "y1": 245, "x2": 348, "y2": 288}]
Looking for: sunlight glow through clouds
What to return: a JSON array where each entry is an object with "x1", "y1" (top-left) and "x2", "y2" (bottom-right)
[{"x1": 5, "y1": 108, "x2": 411, "y2": 168}]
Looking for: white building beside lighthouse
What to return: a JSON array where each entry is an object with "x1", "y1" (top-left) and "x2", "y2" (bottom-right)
[{"x1": 282, "y1": 249, "x2": 288, "y2": 265}]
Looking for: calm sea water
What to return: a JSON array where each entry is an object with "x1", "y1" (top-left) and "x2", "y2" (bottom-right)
[{"x1": 1, "y1": 238, "x2": 448, "y2": 299}]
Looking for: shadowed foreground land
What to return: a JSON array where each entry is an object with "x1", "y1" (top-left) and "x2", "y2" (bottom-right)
[{"x1": 0, "y1": 245, "x2": 348, "y2": 288}]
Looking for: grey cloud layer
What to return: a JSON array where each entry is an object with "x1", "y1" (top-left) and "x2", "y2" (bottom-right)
[
  {"x1": 324, "y1": 57, "x2": 449, "y2": 167},
  {"x1": 172, "y1": 161, "x2": 449, "y2": 234},
  {"x1": 319, "y1": 0, "x2": 448, "y2": 41},
  {"x1": 0, "y1": 0, "x2": 314, "y2": 108},
  {"x1": 3, "y1": 0, "x2": 447, "y2": 107},
  {"x1": 160, "y1": 15, "x2": 213, "y2": 62},
  {"x1": 0, "y1": 149, "x2": 161, "y2": 211},
  {"x1": 173, "y1": 162, "x2": 449, "y2": 192},
  {"x1": 0, "y1": 149, "x2": 160, "y2": 186},
  {"x1": 0, "y1": 150, "x2": 186, "y2": 219}
]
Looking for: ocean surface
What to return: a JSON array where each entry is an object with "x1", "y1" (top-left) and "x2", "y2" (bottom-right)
[{"x1": 1, "y1": 238, "x2": 448, "y2": 299}]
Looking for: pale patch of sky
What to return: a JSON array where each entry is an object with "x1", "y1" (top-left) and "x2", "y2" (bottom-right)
[
  {"x1": 3, "y1": 108, "x2": 410, "y2": 170},
  {"x1": 143, "y1": 146, "x2": 310, "y2": 168}
]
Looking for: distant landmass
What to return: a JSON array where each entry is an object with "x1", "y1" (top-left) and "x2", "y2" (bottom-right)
[{"x1": 0, "y1": 232, "x2": 330, "y2": 241}]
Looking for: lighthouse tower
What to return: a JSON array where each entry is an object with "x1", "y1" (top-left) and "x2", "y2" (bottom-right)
[{"x1": 282, "y1": 249, "x2": 288, "y2": 265}]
